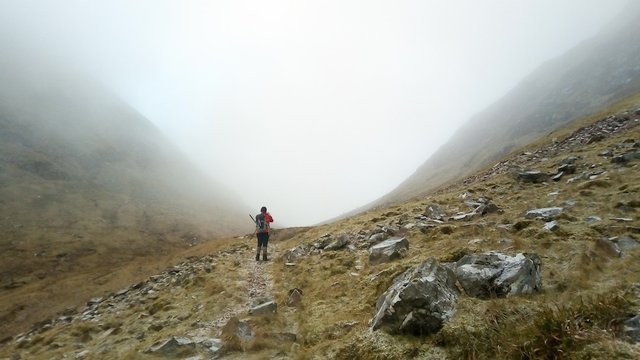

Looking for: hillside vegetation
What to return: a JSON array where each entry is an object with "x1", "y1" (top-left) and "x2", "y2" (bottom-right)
[
  {"x1": 370, "y1": 1, "x2": 640, "y2": 210},
  {"x1": 0, "y1": 52, "x2": 250, "y2": 338},
  {"x1": 1, "y1": 94, "x2": 638, "y2": 359}
]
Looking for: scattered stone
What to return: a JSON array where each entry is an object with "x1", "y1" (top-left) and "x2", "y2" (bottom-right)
[
  {"x1": 425, "y1": 204, "x2": 445, "y2": 220},
  {"x1": 596, "y1": 238, "x2": 621, "y2": 257},
  {"x1": 283, "y1": 246, "x2": 307, "y2": 263},
  {"x1": 221, "y1": 317, "x2": 255, "y2": 348},
  {"x1": 558, "y1": 163, "x2": 577, "y2": 174},
  {"x1": 370, "y1": 258, "x2": 459, "y2": 335},
  {"x1": 551, "y1": 172, "x2": 564, "y2": 181},
  {"x1": 515, "y1": 170, "x2": 548, "y2": 183},
  {"x1": 454, "y1": 252, "x2": 542, "y2": 299},
  {"x1": 544, "y1": 221, "x2": 559, "y2": 232},
  {"x1": 286, "y1": 288, "x2": 303, "y2": 307},
  {"x1": 249, "y1": 301, "x2": 277, "y2": 315},
  {"x1": 325, "y1": 234, "x2": 350, "y2": 251},
  {"x1": 612, "y1": 151, "x2": 640, "y2": 163},
  {"x1": 145, "y1": 337, "x2": 197, "y2": 357},
  {"x1": 585, "y1": 216, "x2": 602, "y2": 223},
  {"x1": 368, "y1": 237, "x2": 409, "y2": 265},
  {"x1": 559, "y1": 156, "x2": 579, "y2": 165},
  {"x1": 622, "y1": 315, "x2": 640, "y2": 343},
  {"x1": 524, "y1": 207, "x2": 564, "y2": 220},
  {"x1": 75, "y1": 350, "x2": 90, "y2": 359},
  {"x1": 614, "y1": 235, "x2": 640, "y2": 252},
  {"x1": 368, "y1": 232, "x2": 388, "y2": 246},
  {"x1": 611, "y1": 217, "x2": 634, "y2": 222}
]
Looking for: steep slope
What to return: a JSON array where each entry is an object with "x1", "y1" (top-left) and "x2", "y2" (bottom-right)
[
  {"x1": 2, "y1": 95, "x2": 638, "y2": 359},
  {"x1": 0, "y1": 51, "x2": 250, "y2": 337},
  {"x1": 373, "y1": 1, "x2": 640, "y2": 208}
]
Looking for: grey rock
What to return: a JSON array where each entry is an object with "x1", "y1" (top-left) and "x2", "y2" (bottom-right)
[
  {"x1": 559, "y1": 156, "x2": 579, "y2": 165},
  {"x1": 370, "y1": 258, "x2": 459, "y2": 335},
  {"x1": 425, "y1": 204, "x2": 444, "y2": 220},
  {"x1": 623, "y1": 315, "x2": 640, "y2": 343},
  {"x1": 544, "y1": 221, "x2": 559, "y2": 232},
  {"x1": 222, "y1": 317, "x2": 254, "y2": 344},
  {"x1": 286, "y1": 288, "x2": 303, "y2": 307},
  {"x1": 585, "y1": 215, "x2": 602, "y2": 223},
  {"x1": 249, "y1": 301, "x2": 277, "y2": 315},
  {"x1": 200, "y1": 338, "x2": 222, "y2": 353},
  {"x1": 524, "y1": 207, "x2": 563, "y2": 220},
  {"x1": 283, "y1": 246, "x2": 307, "y2": 263},
  {"x1": 515, "y1": 170, "x2": 549, "y2": 183},
  {"x1": 369, "y1": 237, "x2": 409, "y2": 265},
  {"x1": 455, "y1": 252, "x2": 542, "y2": 299},
  {"x1": 612, "y1": 151, "x2": 640, "y2": 163},
  {"x1": 558, "y1": 163, "x2": 577, "y2": 174},
  {"x1": 596, "y1": 238, "x2": 621, "y2": 257},
  {"x1": 615, "y1": 235, "x2": 640, "y2": 252},
  {"x1": 145, "y1": 337, "x2": 197, "y2": 357},
  {"x1": 325, "y1": 234, "x2": 350, "y2": 251}
]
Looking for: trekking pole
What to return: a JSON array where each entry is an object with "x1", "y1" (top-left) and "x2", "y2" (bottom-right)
[{"x1": 249, "y1": 214, "x2": 257, "y2": 239}]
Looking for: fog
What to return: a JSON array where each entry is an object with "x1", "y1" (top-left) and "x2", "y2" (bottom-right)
[{"x1": 0, "y1": 0, "x2": 630, "y2": 226}]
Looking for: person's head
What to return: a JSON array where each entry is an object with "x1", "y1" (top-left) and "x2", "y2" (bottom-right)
[{"x1": 260, "y1": 206, "x2": 267, "y2": 214}]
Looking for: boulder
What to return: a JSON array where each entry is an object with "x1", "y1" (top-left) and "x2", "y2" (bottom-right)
[
  {"x1": 369, "y1": 237, "x2": 409, "y2": 265},
  {"x1": 454, "y1": 252, "x2": 542, "y2": 299},
  {"x1": 524, "y1": 207, "x2": 563, "y2": 220},
  {"x1": 370, "y1": 258, "x2": 459, "y2": 335}
]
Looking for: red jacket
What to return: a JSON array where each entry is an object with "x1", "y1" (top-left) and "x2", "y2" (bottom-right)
[{"x1": 256, "y1": 212, "x2": 274, "y2": 233}]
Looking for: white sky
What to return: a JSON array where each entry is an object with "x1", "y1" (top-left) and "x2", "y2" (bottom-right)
[{"x1": 0, "y1": 0, "x2": 630, "y2": 226}]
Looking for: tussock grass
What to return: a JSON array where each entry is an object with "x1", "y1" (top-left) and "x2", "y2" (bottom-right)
[{"x1": 440, "y1": 288, "x2": 637, "y2": 359}]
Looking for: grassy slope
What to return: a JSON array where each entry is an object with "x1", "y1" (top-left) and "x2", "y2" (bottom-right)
[
  {"x1": 1, "y1": 98, "x2": 639, "y2": 359},
  {"x1": 0, "y1": 60, "x2": 250, "y2": 338}
]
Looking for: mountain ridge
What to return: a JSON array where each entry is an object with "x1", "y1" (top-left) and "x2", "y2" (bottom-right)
[{"x1": 360, "y1": 1, "x2": 640, "y2": 212}]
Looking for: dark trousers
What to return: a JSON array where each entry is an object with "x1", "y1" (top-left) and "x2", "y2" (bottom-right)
[
  {"x1": 257, "y1": 232, "x2": 270, "y2": 248},
  {"x1": 256, "y1": 232, "x2": 269, "y2": 260}
]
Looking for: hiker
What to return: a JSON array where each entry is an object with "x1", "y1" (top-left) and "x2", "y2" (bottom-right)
[{"x1": 255, "y1": 206, "x2": 274, "y2": 261}]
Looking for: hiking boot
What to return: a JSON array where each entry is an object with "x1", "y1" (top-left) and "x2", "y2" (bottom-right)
[
  {"x1": 262, "y1": 254, "x2": 268, "y2": 261},
  {"x1": 255, "y1": 253, "x2": 260, "y2": 261}
]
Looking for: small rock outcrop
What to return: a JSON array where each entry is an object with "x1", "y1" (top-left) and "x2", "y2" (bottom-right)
[
  {"x1": 454, "y1": 252, "x2": 542, "y2": 299},
  {"x1": 524, "y1": 207, "x2": 564, "y2": 220},
  {"x1": 514, "y1": 169, "x2": 549, "y2": 183},
  {"x1": 370, "y1": 258, "x2": 459, "y2": 335},
  {"x1": 368, "y1": 237, "x2": 409, "y2": 265},
  {"x1": 286, "y1": 288, "x2": 303, "y2": 307},
  {"x1": 144, "y1": 337, "x2": 197, "y2": 357}
]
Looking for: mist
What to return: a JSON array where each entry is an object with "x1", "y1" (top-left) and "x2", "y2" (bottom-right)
[{"x1": 0, "y1": 0, "x2": 630, "y2": 226}]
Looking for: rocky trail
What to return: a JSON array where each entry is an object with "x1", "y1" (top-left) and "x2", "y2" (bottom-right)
[
  {"x1": 2, "y1": 106, "x2": 640, "y2": 359},
  {"x1": 0, "y1": 240, "x2": 296, "y2": 359}
]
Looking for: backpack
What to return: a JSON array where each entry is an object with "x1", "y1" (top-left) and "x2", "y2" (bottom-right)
[{"x1": 255, "y1": 213, "x2": 269, "y2": 233}]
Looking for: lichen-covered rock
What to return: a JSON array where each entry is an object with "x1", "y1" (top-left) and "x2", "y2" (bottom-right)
[
  {"x1": 368, "y1": 237, "x2": 409, "y2": 265},
  {"x1": 370, "y1": 258, "x2": 459, "y2": 335},
  {"x1": 454, "y1": 252, "x2": 542, "y2": 299}
]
